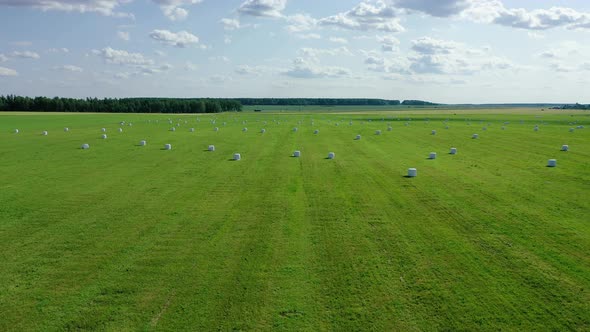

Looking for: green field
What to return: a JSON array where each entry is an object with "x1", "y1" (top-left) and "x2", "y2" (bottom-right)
[{"x1": 0, "y1": 110, "x2": 589, "y2": 331}]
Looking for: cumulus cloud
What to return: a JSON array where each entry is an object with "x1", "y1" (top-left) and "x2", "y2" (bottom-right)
[
  {"x1": 285, "y1": 13, "x2": 316, "y2": 32},
  {"x1": 47, "y1": 47, "x2": 69, "y2": 53},
  {"x1": 298, "y1": 46, "x2": 353, "y2": 60},
  {"x1": 0, "y1": 54, "x2": 7, "y2": 62},
  {"x1": 319, "y1": 1, "x2": 404, "y2": 32},
  {"x1": 184, "y1": 62, "x2": 198, "y2": 71},
  {"x1": 0, "y1": 66, "x2": 18, "y2": 76},
  {"x1": 296, "y1": 33, "x2": 321, "y2": 40},
  {"x1": 93, "y1": 47, "x2": 154, "y2": 66},
  {"x1": 283, "y1": 56, "x2": 350, "y2": 79},
  {"x1": 238, "y1": 0, "x2": 286, "y2": 18},
  {"x1": 377, "y1": 35, "x2": 400, "y2": 52},
  {"x1": 490, "y1": 6, "x2": 590, "y2": 30},
  {"x1": 221, "y1": 18, "x2": 241, "y2": 30},
  {"x1": 10, "y1": 51, "x2": 40, "y2": 59},
  {"x1": 54, "y1": 65, "x2": 83, "y2": 72},
  {"x1": 149, "y1": 29, "x2": 199, "y2": 47},
  {"x1": 235, "y1": 65, "x2": 262, "y2": 75},
  {"x1": 152, "y1": 0, "x2": 202, "y2": 21},
  {"x1": 0, "y1": 0, "x2": 134, "y2": 18}
]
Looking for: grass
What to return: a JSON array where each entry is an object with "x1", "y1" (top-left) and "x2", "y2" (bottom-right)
[{"x1": 0, "y1": 110, "x2": 589, "y2": 331}]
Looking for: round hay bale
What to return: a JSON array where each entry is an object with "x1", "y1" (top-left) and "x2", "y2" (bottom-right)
[
  {"x1": 407, "y1": 168, "x2": 417, "y2": 177},
  {"x1": 164, "y1": 144, "x2": 172, "y2": 150},
  {"x1": 472, "y1": 134, "x2": 479, "y2": 139},
  {"x1": 387, "y1": 127, "x2": 392, "y2": 131},
  {"x1": 120, "y1": 121, "x2": 125, "y2": 125},
  {"x1": 64, "y1": 127, "x2": 69, "y2": 132},
  {"x1": 234, "y1": 153, "x2": 241, "y2": 161},
  {"x1": 429, "y1": 152, "x2": 437, "y2": 159},
  {"x1": 569, "y1": 128, "x2": 575, "y2": 132},
  {"x1": 101, "y1": 134, "x2": 107, "y2": 139},
  {"x1": 375, "y1": 130, "x2": 381, "y2": 135},
  {"x1": 328, "y1": 152, "x2": 335, "y2": 159},
  {"x1": 214, "y1": 127, "x2": 219, "y2": 132},
  {"x1": 101, "y1": 128, "x2": 106, "y2": 132},
  {"x1": 431, "y1": 130, "x2": 437, "y2": 135},
  {"x1": 128, "y1": 123, "x2": 133, "y2": 126},
  {"x1": 42, "y1": 131, "x2": 48, "y2": 136},
  {"x1": 482, "y1": 127, "x2": 487, "y2": 131},
  {"x1": 242, "y1": 127, "x2": 248, "y2": 132},
  {"x1": 450, "y1": 147, "x2": 457, "y2": 155},
  {"x1": 501, "y1": 126, "x2": 506, "y2": 130},
  {"x1": 261, "y1": 128, "x2": 266, "y2": 133},
  {"x1": 208, "y1": 145, "x2": 215, "y2": 151},
  {"x1": 293, "y1": 127, "x2": 298, "y2": 132},
  {"x1": 14, "y1": 129, "x2": 19, "y2": 134},
  {"x1": 170, "y1": 127, "x2": 176, "y2": 132},
  {"x1": 356, "y1": 134, "x2": 361, "y2": 140},
  {"x1": 561, "y1": 144, "x2": 569, "y2": 151},
  {"x1": 293, "y1": 150, "x2": 301, "y2": 157},
  {"x1": 445, "y1": 126, "x2": 449, "y2": 129},
  {"x1": 534, "y1": 126, "x2": 539, "y2": 131},
  {"x1": 547, "y1": 159, "x2": 557, "y2": 167},
  {"x1": 314, "y1": 129, "x2": 319, "y2": 134},
  {"x1": 190, "y1": 128, "x2": 195, "y2": 132},
  {"x1": 140, "y1": 140, "x2": 147, "y2": 146},
  {"x1": 81, "y1": 143, "x2": 90, "y2": 149},
  {"x1": 118, "y1": 128, "x2": 123, "y2": 133}
]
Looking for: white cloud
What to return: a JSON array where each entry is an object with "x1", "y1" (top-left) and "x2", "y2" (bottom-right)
[
  {"x1": 0, "y1": 0, "x2": 134, "y2": 18},
  {"x1": 298, "y1": 46, "x2": 353, "y2": 60},
  {"x1": 224, "y1": 36, "x2": 232, "y2": 44},
  {"x1": 152, "y1": 0, "x2": 202, "y2": 21},
  {"x1": 54, "y1": 65, "x2": 83, "y2": 72},
  {"x1": 285, "y1": 13, "x2": 316, "y2": 32},
  {"x1": 209, "y1": 56, "x2": 230, "y2": 63},
  {"x1": 0, "y1": 54, "x2": 7, "y2": 62},
  {"x1": 527, "y1": 31, "x2": 545, "y2": 39},
  {"x1": 394, "y1": 0, "x2": 471, "y2": 17},
  {"x1": 296, "y1": 33, "x2": 321, "y2": 40},
  {"x1": 235, "y1": 65, "x2": 261, "y2": 75},
  {"x1": 284, "y1": 57, "x2": 351, "y2": 78},
  {"x1": 238, "y1": 0, "x2": 286, "y2": 18},
  {"x1": 221, "y1": 18, "x2": 241, "y2": 30},
  {"x1": 93, "y1": 47, "x2": 154, "y2": 66},
  {"x1": 117, "y1": 31, "x2": 130, "y2": 41},
  {"x1": 377, "y1": 35, "x2": 400, "y2": 52},
  {"x1": 319, "y1": 1, "x2": 404, "y2": 32},
  {"x1": 0, "y1": 66, "x2": 18, "y2": 76},
  {"x1": 12, "y1": 41, "x2": 33, "y2": 47},
  {"x1": 114, "y1": 72, "x2": 130, "y2": 79},
  {"x1": 149, "y1": 29, "x2": 199, "y2": 47},
  {"x1": 47, "y1": 47, "x2": 69, "y2": 53},
  {"x1": 329, "y1": 37, "x2": 348, "y2": 44},
  {"x1": 10, "y1": 51, "x2": 40, "y2": 59}
]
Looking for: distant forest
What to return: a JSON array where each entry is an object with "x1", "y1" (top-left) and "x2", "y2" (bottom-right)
[
  {"x1": 0, "y1": 95, "x2": 439, "y2": 113},
  {"x1": 555, "y1": 103, "x2": 590, "y2": 110},
  {"x1": 0, "y1": 96, "x2": 242, "y2": 113}
]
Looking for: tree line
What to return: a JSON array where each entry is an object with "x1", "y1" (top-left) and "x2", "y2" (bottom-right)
[
  {"x1": 237, "y1": 98, "x2": 402, "y2": 106},
  {"x1": 0, "y1": 95, "x2": 242, "y2": 113}
]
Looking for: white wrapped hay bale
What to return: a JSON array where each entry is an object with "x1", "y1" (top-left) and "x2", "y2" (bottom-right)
[
  {"x1": 293, "y1": 127, "x2": 298, "y2": 132},
  {"x1": 120, "y1": 121, "x2": 125, "y2": 125},
  {"x1": 101, "y1": 134, "x2": 107, "y2": 139},
  {"x1": 214, "y1": 127, "x2": 219, "y2": 132},
  {"x1": 101, "y1": 128, "x2": 106, "y2": 132},
  {"x1": 501, "y1": 126, "x2": 506, "y2": 130},
  {"x1": 170, "y1": 127, "x2": 176, "y2": 132},
  {"x1": 14, "y1": 129, "x2": 19, "y2": 134},
  {"x1": 561, "y1": 145, "x2": 569, "y2": 151},
  {"x1": 569, "y1": 128, "x2": 575, "y2": 132},
  {"x1": 208, "y1": 145, "x2": 215, "y2": 151},
  {"x1": 314, "y1": 129, "x2": 319, "y2": 134},
  {"x1": 42, "y1": 131, "x2": 48, "y2": 136},
  {"x1": 293, "y1": 150, "x2": 301, "y2": 157},
  {"x1": 547, "y1": 159, "x2": 557, "y2": 167},
  {"x1": 190, "y1": 128, "x2": 195, "y2": 132},
  {"x1": 387, "y1": 127, "x2": 392, "y2": 131},
  {"x1": 375, "y1": 130, "x2": 381, "y2": 135},
  {"x1": 431, "y1": 130, "x2": 437, "y2": 135},
  {"x1": 482, "y1": 127, "x2": 487, "y2": 131},
  {"x1": 242, "y1": 127, "x2": 248, "y2": 132},
  {"x1": 128, "y1": 123, "x2": 133, "y2": 126},
  {"x1": 445, "y1": 126, "x2": 449, "y2": 129},
  {"x1": 429, "y1": 152, "x2": 437, "y2": 159},
  {"x1": 472, "y1": 134, "x2": 479, "y2": 139},
  {"x1": 81, "y1": 143, "x2": 90, "y2": 149},
  {"x1": 261, "y1": 128, "x2": 266, "y2": 133},
  {"x1": 140, "y1": 140, "x2": 147, "y2": 146},
  {"x1": 356, "y1": 134, "x2": 361, "y2": 140},
  {"x1": 407, "y1": 168, "x2": 417, "y2": 177},
  {"x1": 450, "y1": 148, "x2": 457, "y2": 155},
  {"x1": 328, "y1": 152, "x2": 335, "y2": 159},
  {"x1": 118, "y1": 128, "x2": 123, "y2": 133},
  {"x1": 164, "y1": 144, "x2": 172, "y2": 150},
  {"x1": 234, "y1": 153, "x2": 241, "y2": 161},
  {"x1": 64, "y1": 127, "x2": 69, "y2": 132},
  {"x1": 534, "y1": 126, "x2": 539, "y2": 131}
]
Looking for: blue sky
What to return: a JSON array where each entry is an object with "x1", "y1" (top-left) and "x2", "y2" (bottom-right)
[{"x1": 1, "y1": 0, "x2": 590, "y2": 103}]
